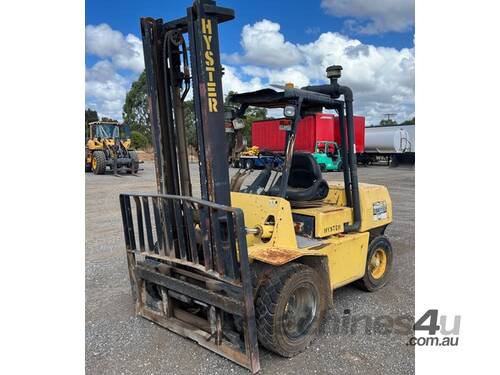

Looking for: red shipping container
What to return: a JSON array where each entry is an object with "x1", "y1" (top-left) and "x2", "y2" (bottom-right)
[
  {"x1": 333, "y1": 115, "x2": 365, "y2": 153},
  {"x1": 251, "y1": 113, "x2": 365, "y2": 153}
]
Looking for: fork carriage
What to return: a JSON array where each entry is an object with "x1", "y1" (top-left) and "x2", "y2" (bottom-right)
[{"x1": 120, "y1": 193, "x2": 260, "y2": 372}]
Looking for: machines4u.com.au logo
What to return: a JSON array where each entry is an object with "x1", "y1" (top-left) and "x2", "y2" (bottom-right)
[{"x1": 408, "y1": 309, "x2": 461, "y2": 347}]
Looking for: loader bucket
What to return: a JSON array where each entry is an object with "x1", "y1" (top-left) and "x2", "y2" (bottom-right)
[{"x1": 119, "y1": 193, "x2": 260, "y2": 373}]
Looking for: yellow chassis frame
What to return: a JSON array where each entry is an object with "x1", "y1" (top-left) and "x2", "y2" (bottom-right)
[{"x1": 231, "y1": 181, "x2": 392, "y2": 291}]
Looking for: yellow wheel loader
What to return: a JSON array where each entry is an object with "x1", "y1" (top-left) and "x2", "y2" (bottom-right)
[
  {"x1": 85, "y1": 121, "x2": 140, "y2": 175},
  {"x1": 119, "y1": 1, "x2": 393, "y2": 373}
]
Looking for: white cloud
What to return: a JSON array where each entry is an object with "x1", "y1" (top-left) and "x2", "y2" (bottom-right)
[
  {"x1": 223, "y1": 19, "x2": 302, "y2": 68},
  {"x1": 224, "y1": 20, "x2": 414, "y2": 124},
  {"x1": 242, "y1": 65, "x2": 311, "y2": 88},
  {"x1": 321, "y1": 0, "x2": 414, "y2": 34},
  {"x1": 85, "y1": 23, "x2": 144, "y2": 120},
  {"x1": 85, "y1": 60, "x2": 131, "y2": 120},
  {"x1": 222, "y1": 65, "x2": 264, "y2": 94},
  {"x1": 84, "y1": 19, "x2": 414, "y2": 125},
  {"x1": 86, "y1": 24, "x2": 144, "y2": 73}
]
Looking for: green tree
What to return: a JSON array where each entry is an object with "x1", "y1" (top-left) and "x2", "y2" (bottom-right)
[
  {"x1": 131, "y1": 130, "x2": 149, "y2": 150},
  {"x1": 242, "y1": 106, "x2": 267, "y2": 145},
  {"x1": 85, "y1": 108, "x2": 99, "y2": 123},
  {"x1": 183, "y1": 99, "x2": 197, "y2": 148},
  {"x1": 225, "y1": 91, "x2": 267, "y2": 145},
  {"x1": 121, "y1": 71, "x2": 197, "y2": 148},
  {"x1": 121, "y1": 75, "x2": 267, "y2": 150},
  {"x1": 401, "y1": 117, "x2": 415, "y2": 125},
  {"x1": 380, "y1": 118, "x2": 397, "y2": 125},
  {"x1": 85, "y1": 108, "x2": 98, "y2": 138},
  {"x1": 123, "y1": 71, "x2": 151, "y2": 142}
]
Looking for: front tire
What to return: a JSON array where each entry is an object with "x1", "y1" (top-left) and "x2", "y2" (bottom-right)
[
  {"x1": 91, "y1": 150, "x2": 106, "y2": 175},
  {"x1": 255, "y1": 263, "x2": 326, "y2": 357},
  {"x1": 358, "y1": 235, "x2": 393, "y2": 292}
]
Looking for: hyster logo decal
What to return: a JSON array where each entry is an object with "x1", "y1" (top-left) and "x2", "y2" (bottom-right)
[{"x1": 201, "y1": 18, "x2": 218, "y2": 113}]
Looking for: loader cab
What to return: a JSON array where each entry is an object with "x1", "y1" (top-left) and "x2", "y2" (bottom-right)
[
  {"x1": 88, "y1": 121, "x2": 131, "y2": 150},
  {"x1": 89, "y1": 121, "x2": 120, "y2": 140}
]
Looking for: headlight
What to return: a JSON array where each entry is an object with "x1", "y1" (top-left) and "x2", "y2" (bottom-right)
[
  {"x1": 284, "y1": 105, "x2": 296, "y2": 118},
  {"x1": 232, "y1": 117, "x2": 245, "y2": 130}
]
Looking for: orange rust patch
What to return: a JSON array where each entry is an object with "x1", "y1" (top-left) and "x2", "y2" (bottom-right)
[{"x1": 251, "y1": 247, "x2": 303, "y2": 266}]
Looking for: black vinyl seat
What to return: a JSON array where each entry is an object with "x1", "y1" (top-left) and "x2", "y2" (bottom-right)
[{"x1": 269, "y1": 152, "x2": 329, "y2": 201}]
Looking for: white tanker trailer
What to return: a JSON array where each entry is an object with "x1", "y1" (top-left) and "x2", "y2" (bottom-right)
[{"x1": 359, "y1": 124, "x2": 415, "y2": 165}]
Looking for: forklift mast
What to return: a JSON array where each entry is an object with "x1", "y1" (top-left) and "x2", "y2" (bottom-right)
[
  {"x1": 140, "y1": 0, "x2": 233, "y2": 205},
  {"x1": 129, "y1": 1, "x2": 260, "y2": 372}
]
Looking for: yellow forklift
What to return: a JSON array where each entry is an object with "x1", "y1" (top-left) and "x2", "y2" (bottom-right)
[{"x1": 119, "y1": 1, "x2": 393, "y2": 373}]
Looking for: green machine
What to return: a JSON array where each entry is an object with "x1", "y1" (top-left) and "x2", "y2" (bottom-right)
[{"x1": 312, "y1": 141, "x2": 343, "y2": 172}]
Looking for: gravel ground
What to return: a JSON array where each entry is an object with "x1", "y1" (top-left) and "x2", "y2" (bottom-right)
[{"x1": 86, "y1": 161, "x2": 414, "y2": 375}]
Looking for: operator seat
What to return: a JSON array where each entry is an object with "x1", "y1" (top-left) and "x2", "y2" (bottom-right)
[{"x1": 269, "y1": 152, "x2": 329, "y2": 201}]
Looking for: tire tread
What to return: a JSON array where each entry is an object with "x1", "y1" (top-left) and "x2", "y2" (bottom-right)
[{"x1": 255, "y1": 263, "x2": 322, "y2": 357}]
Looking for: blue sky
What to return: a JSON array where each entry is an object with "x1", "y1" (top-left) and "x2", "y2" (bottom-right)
[{"x1": 85, "y1": 0, "x2": 415, "y2": 125}]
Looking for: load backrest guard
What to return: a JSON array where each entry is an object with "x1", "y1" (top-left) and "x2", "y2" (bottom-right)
[{"x1": 120, "y1": 192, "x2": 260, "y2": 373}]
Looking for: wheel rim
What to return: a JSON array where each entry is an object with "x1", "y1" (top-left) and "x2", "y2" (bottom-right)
[
  {"x1": 91, "y1": 157, "x2": 97, "y2": 170},
  {"x1": 283, "y1": 284, "x2": 318, "y2": 339},
  {"x1": 369, "y1": 248, "x2": 387, "y2": 279}
]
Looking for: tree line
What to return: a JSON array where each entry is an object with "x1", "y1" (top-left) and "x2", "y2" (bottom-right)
[
  {"x1": 379, "y1": 117, "x2": 415, "y2": 126},
  {"x1": 86, "y1": 70, "x2": 266, "y2": 150},
  {"x1": 120, "y1": 70, "x2": 266, "y2": 150}
]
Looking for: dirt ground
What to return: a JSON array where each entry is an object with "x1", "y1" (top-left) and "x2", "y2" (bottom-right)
[{"x1": 86, "y1": 161, "x2": 415, "y2": 375}]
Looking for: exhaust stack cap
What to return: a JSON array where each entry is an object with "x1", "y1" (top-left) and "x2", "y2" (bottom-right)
[{"x1": 326, "y1": 65, "x2": 342, "y2": 79}]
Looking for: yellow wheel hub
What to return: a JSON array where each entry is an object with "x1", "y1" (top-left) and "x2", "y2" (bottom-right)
[
  {"x1": 92, "y1": 157, "x2": 97, "y2": 170},
  {"x1": 369, "y1": 248, "x2": 387, "y2": 279}
]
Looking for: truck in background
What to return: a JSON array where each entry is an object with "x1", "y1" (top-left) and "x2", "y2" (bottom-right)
[
  {"x1": 230, "y1": 113, "x2": 365, "y2": 169},
  {"x1": 358, "y1": 124, "x2": 415, "y2": 166}
]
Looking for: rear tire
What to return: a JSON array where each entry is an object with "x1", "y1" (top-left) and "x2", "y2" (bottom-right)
[
  {"x1": 255, "y1": 263, "x2": 326, "y2": 357},
  {"x1": 128, "y1": 150, "x2": 139, "y2": 174},
  {"x1": 358, "y1": 235, "x2": 393, "y2": 292},
  {"x1": 91, "y1": 150, "x2": 106, "y2": 175},
  {"x1": 245, "y1": 159, "x2": 253, "y2": 170}
]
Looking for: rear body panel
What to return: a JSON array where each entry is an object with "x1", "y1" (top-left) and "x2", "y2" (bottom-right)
[{"x1": 231, "y1": 182, "x2": 391, "y2": 290}]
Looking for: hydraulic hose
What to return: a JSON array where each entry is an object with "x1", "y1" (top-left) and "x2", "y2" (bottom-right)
[
  {"x1": 302, "y1": 78, "x2": 361, "y2": 232},
  {"x1": 343, "y1": 95, "x2": 361, "y2": 232}
]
